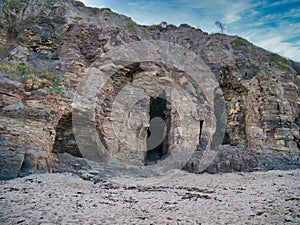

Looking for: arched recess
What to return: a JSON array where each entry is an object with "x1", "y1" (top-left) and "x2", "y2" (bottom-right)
[
  {"x1": 53, "y1": 113, "x2": 82, "y2": 157},
  {"x1": 145, "y1": 94, "x2": 171, "y2": 165}
]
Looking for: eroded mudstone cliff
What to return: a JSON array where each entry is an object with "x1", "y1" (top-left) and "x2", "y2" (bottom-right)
[{"x1": 0, "y1": 0, "x2": 299, "y2": 179}]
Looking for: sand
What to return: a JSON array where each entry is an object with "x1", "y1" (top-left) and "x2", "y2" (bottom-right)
[{"x1": 1, "y1": 170, "x2": 299, "y2": 224}]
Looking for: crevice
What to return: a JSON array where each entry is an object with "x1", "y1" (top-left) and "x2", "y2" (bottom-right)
[
  {"x1": 18, "y1": 153, "x2": 29, "y2": 177},
  {"x1": 222, "y1": 132, "x2": 230, "y2": 145},
  {"x1": 145, "y1": 93, "x2": 171, "y2": 165},
  {"x1": 53, "y1": 113, "x2": 82, "y2": 157},
  {"x1": 199, "y1": 120, "x2": 204, "y2": 139},
  {"x1": 198, "y1": 120, "x2": 209, "y2": 150}
]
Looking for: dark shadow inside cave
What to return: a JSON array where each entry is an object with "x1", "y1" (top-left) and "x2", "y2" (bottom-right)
[
  {"x1": 222, "y1": 132, "x2": 230, "y2": 145},
  {"x1": 53, "y1": 113, "x2": 82, "y2": 158},
  {"x1": 145, "y1": 94, "x2": 171, "y2": 165}
]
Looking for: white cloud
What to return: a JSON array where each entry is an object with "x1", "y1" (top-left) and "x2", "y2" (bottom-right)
[
  {"x1": 261, "y1": 0, "x2": 300, "y2": 8},
  {"x1": 79, "y1": 0, "x2": 104, "y2": 8},
  {"x1": 228, "y1": 1, "x2": 300, "y2": 61},
  {"x1": 174, "y1": 0, "x2": 254, "y2": 24},
  {"x1": 244, "y1": 29, "x2": 300, "y2": 61}
]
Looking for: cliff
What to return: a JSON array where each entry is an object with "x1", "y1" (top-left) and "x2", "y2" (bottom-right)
[{"x1": 0, "y1": 0, "x2": 299, "y2": 179}]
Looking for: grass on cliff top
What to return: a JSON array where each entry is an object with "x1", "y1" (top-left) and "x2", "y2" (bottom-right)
[
  {"x1": 0, "y1": 60, "x2": 63, "y2": 93},
  {"x1": 230, "y1": 36, "x2": 251, "y2": 50},
  {"x1": 231, "y1": 37, "x2": 292, "y2": 72},
  {"x1": 265, "y1": 52, "x2": 292, "y2": 72},
  {"x1": 126, "y1": 19, "x2": 138, "y2": 33},
  {"x1": 254, "y1": 67, "x2": 272, "y2": 76}
]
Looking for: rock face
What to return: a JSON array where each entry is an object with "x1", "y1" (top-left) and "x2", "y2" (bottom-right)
[{"x1": 0, "y1": 0, "x2": 299, "y2": 179}]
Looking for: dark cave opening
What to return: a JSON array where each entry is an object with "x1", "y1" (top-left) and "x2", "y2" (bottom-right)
[
  {"x1": 200, "y1": 120, "x2": 204, "y2": 140},
  {"x1": 53, "y1": 113, "x2": 82, "y2": 158},
  {"x1": 145, "y1": 95, "x2": 171, "y2": 165},
  {"x1": 222, "y1": 132, "x2": 230, "y2": 145},
  {"x1": 198, "y1": 120, "x2": 204, "y2": 149}
]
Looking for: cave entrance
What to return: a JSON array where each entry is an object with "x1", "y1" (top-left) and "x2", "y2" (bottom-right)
[
  {"x1": 53, "y1": 113, "x2": 82, "y2": 157},
  {"x1": 145, "y1": 95, "x2": 171, "y2": 165}
]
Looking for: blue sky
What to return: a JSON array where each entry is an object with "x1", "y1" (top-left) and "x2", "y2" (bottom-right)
[{"x1": 80, "y1": 0, "x2": 300, "y2": 62}]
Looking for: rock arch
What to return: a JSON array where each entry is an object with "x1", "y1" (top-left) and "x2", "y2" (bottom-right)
[
  {"x1": 53, "y1": 113, "x2": 82, "y2": 157},
  {"x1": 72, "y1": 40, "x2": 224, "y2": 174},
  {"x1": 73, "y1": 61, "x2": 215, "y2": 170}
]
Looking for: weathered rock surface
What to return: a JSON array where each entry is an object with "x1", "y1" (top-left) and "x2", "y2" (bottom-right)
[
  {"x1": 185, "y1": 145, "x2": 300, "y2": 174},
  {"x1": 0, "y1": 0, "x2": 299, "y2": 179}
]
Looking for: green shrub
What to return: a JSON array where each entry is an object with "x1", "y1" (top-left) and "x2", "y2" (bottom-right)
[
  {"x1": 0, "y1": 61, "x2": 32, "y2": 81},
  {"x1": 266, "y1": 52, "x2": 292, "y2": 72},
  {"x1": 0, "y1": 60, "x2": 63, "y2": 92},
  {"x1": 48, "y1": 84, "x2": 64, "y2": 93},
  {"x1": 127, "y1": 20, "x2": 137, "y2": 33},
  {"x1": 254, "y1": 67, "x2": 272, "y2": 76},
  {"x1": 190, "y1": 82, "x2": 201, "y2": 98},
  {"x1": 231, "y1": 36, "x2": 249, "y2": 50},
  {"x1": 195, "y1": 88, "x2": 201, "y2": 99}
]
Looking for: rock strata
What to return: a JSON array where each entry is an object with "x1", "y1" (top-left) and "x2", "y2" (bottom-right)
[{"x1": 0, "y1": 0, "x2": 299, "y2": 179}]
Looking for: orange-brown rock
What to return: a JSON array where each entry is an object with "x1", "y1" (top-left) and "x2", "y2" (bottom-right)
[{"x1": 0, "y1": 0, "x2": 299, "y2": 179}]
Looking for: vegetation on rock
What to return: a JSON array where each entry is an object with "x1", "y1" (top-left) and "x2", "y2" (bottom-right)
[
  {"x1": 126, "y1": 19, "x2": 138, "y2": 33},
  {"x1": 0, "y1": 0, "x2": 299, "y2": 180},
  {"x1": 230, "y1": 36, "x2": 251, "y2": 50},
  {"x1": 266, "y1": 52, "x2": 292, "y2": 72},
  {"x1": 0, "y1": 60, "x2": 63, "y2": 93}
]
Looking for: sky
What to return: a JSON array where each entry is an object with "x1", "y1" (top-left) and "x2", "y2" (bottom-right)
[{"x1": 80, "y1": 0, "x2": 300, "y2": 62}]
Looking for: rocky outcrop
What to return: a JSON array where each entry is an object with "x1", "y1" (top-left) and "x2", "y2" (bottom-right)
[
  {"x1": 0, "y1": 71, "x2": 71, "y2": 179},
  {"x1": 184, "y1": 145, "x2": 300, "y2": 174},
  {"x1": 0, "y1": 0, "x2": 299, "y2": 179}
]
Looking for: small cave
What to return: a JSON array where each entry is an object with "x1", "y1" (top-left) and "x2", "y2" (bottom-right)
[
  {"x1": 53, "y1": 113, "x2": 82, "y2": 158},
  {"x1": 222, "y1": 132, "x2": 230, "y2": 145},
  {"x1": 198, "y1": 120, "x2": 206, "y2": 149},
  {"x1": 145, "y1": 94, "x2": 171, "y2": 165}
]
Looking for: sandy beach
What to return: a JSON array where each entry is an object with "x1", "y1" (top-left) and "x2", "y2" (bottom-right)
[{"x1": 1, "y1": 170, "x2": 299, "y2": 224}]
